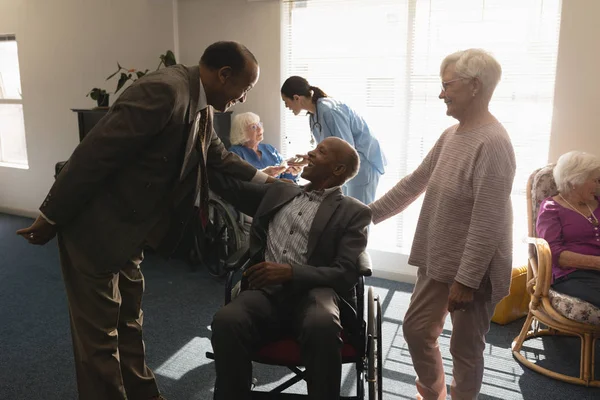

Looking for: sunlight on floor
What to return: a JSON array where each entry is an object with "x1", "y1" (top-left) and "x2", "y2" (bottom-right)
[
  {"x1": 148, "y1": 280, "x2": 596, "y2": 399},
  {"x1": 155, "y1": 337, "x2": 213, "y2": 380}
]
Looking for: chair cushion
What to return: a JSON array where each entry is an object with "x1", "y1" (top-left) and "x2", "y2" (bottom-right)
[
  {"x1": 254, "y1": 334, "x2": 358, "y2": 366},
  {"x1": 548, "y1": 289, "x2": 600, "y2": 326},
  {"x1": 530, "y1": 164, "x2": 557, "y2": 234},
  {"x1": 492, "y1": 265, "x2": 530, "y2": 325}
]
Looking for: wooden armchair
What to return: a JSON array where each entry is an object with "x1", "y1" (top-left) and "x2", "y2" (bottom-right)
[{"x1": 511, "y1": 165, "x2": 600, "y2": 386}]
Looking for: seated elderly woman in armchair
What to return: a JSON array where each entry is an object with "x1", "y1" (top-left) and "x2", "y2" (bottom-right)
[
  {"x1": 537, "y1": 150, "x2": 600, "y2": 308},
  {"x1": 229, "y1": 112, "x2": 301, "y2": 182}
]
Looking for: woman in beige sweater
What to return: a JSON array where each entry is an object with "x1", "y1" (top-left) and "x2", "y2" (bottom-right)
[{"x1": 369, "y1": 49, "x2": 515, "y2": 400}]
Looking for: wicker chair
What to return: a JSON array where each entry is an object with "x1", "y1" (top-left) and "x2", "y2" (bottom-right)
[{"x1": 511, "y1": 164, "x2": 600, "y2": 386}]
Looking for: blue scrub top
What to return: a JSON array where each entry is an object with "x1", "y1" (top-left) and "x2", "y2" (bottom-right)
[
  {"x1": 229, "y1": 143, "x2": 298, "y2": 182},
  {"x1": 309, "y1": 97, "x2": 386, "y2": 176}
]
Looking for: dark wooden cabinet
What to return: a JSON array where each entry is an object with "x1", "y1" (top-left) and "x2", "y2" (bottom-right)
[{"x1": 71, "y1": 108, "x2": 109, "y2": 142}]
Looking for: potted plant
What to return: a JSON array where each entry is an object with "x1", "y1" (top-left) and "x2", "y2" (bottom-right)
[
  {"x1": 86, "y1": 88, "x2": 109, "y2": 108},
  {"x1": 86, "y1": 50, "x2": 177, "y2": 108},
  {"x1": 106, "y1": 50, "x2": 177, "y2": 94}
]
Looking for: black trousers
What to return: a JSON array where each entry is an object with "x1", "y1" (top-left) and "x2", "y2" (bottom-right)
[
  {"x1": 211, "y1": 287, "x2": 343, "y2": 400},
  {"x1": 552, "y1": 269, "x2": 600, "y2": 308}
]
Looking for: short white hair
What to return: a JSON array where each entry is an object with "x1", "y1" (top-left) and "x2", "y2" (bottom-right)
[
  {"x1": 230, "y1": 112, "x2": 260, "y2": 146},
  {"x1": 440, "y1": 49, "x2": 502, "y2": 97},
  {"x1": 554, "y1": 151, "x2": 600, "y2": 194}
]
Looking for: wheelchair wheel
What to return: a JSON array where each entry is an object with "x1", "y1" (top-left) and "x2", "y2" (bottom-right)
[
  {"x1": 193, "y1": 198, "x2": 243, "y2": 278},
  {"x1": 367, "y1": 286, "x2": 383, "y2": 400}
]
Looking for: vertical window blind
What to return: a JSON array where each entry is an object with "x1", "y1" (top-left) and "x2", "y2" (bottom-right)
[{"x1": 281, "y1": 0, "x2": 562, "y2": 264}]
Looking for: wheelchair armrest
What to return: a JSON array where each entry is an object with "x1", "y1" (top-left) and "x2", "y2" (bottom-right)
[
  {"x1": 224, "y1": 245, "x2": 250, "y2": 305},
  {"x1": 225, "y1": 244, "x2": 250, "y2": 271},
  {"x1": 358, "y1": 251, "x2": 372, "y2": 277}
]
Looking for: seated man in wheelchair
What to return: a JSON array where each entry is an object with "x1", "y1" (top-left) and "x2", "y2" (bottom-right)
[{"x1": 209, "y1": 137, "x2": 371, "y2": 400}]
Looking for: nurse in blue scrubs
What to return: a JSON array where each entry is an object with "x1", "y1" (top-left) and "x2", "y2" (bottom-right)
[{"x1": 281, "y1": 76, "x2": 386, "y2": 204}]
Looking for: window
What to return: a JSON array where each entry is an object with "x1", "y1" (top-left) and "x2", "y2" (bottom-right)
[
  {"x1": 282, "y1": 0, "x2": 561, "y2": 266},
  {"x1": 0, "y1": 34, "x2": 28, "y2": 168}
]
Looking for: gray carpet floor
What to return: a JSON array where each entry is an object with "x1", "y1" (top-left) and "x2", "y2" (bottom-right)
[{"x1": 1, "y1": 212, "x2": 599, "y2": 399}]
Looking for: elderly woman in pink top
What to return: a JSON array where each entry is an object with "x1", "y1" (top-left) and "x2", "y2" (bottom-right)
[
  {"x1": 369, "y1": 49, "x2": 515, "y2": 400},
  {"x1": 536, "y1": 151, "x2": 600, "y2": 308}
]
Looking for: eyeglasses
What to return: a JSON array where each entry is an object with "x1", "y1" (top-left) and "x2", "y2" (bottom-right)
[
  {"x1": 441, "y1": 78, "x2": 465, "y2": 92},
  {"x1": 248, "y1": 122, "x2": 263, "y2": 131}
]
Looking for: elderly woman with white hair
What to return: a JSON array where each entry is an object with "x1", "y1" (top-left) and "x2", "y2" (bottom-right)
[
  {"x1": 537, "y1": 151, "x2": 600, "y2": 308},
  {"x1": 369, "y1": 49, "x2": 516, "y2": 399},
  {"x1": 229, "y1": 112, "x2": 300, "y2": 182}
]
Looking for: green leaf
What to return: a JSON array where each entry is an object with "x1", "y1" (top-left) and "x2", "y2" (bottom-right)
[
  {"x1": 116, "y1": 73, "x2": 129, "y2": 93},
  {"x1": 136, "y1": 71, "x2": 146, "y2": 79},
  {"x1": 106, "y1": 70, "x2": 119, "y2": 81},
  {"x1": 87, "y1": 87, "x2": 106, "y2": 100},
  {"x1": 106, "y1": 63, "x2": 123, "y2": 81},
  {"x1": 164, "y1": 50, "x2": 176, "y2": 66}
]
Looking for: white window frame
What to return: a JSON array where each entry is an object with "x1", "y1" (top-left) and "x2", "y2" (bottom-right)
[{"x1": 0, "y1": 34, "x2": 28, "y2": 169}]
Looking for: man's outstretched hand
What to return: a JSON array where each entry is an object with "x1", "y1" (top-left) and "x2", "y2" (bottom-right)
[
  {"x1": 244, "y1": 261, "x2": 293, "y2": 289},
  {"x1": 262, "y1": 165, "x2": 287, "y2": 177},
  {"x1": 16, "y1": 215, "x2": 57, "y2": 245}
]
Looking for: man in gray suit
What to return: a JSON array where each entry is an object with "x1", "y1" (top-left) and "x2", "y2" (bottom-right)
[
  {"x1": 16, "y1": 41, "x2": 271, "y2": 400},
  {"x1": 209, "y1": 137, "x2": 372, "y2": 400}
]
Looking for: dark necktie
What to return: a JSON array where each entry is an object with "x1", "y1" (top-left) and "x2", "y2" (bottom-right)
[{"x1": 196, "y1": 108, "x2": 212, "y2": 227}]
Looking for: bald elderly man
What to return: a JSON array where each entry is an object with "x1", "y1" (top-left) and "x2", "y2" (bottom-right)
[{"x1": 208, "y1": 137, "x2": 372, "y2": 400}]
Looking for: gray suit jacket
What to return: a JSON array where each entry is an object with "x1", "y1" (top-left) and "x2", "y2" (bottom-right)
[
  {"x1": 210, "y1": 173, "x2": 372, "y2": 295},
  {"x1": 41, "y1": 65, "x2": 257, "y2": 270}
]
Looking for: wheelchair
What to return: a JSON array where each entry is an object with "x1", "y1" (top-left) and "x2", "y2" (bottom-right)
[
  {"x1": 190, "y1": 192, "x2": 250, "y2": 278},
  {"x1": 206, "y1": 251, "x2": 383, "y2": 399}
]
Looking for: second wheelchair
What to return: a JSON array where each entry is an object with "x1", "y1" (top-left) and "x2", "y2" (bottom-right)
[{"x1": 190, "y1": 193, "x2": 250, "y2": 278}]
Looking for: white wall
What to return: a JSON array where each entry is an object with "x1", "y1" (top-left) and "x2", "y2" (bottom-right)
[
  {"x1": 548, "y1": 0, "x2": 600, "y2": 161},
  {"x1": 0, "y1": 0, "x2": 175, "y2": 216}
]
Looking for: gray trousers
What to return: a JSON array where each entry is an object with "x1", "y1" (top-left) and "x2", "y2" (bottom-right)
[
  {"x1": 58, "y1": 233, "x2": 160, "y2": 400},
  {"x1": 211, "y1": 287, "x2": 343, "y2": 400}
]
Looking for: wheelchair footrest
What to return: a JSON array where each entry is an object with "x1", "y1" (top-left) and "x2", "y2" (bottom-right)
[{"x1": 250, "y1": 394, "x2": 360, "y2": 399}]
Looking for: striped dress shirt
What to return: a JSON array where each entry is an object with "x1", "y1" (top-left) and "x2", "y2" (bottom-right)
[
  {"x1": 265, "y1": 186, "x2": 340, "y2": 266},
  {"x1": 369, "y1": 122, "x2": 516, "y2": 304}
]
